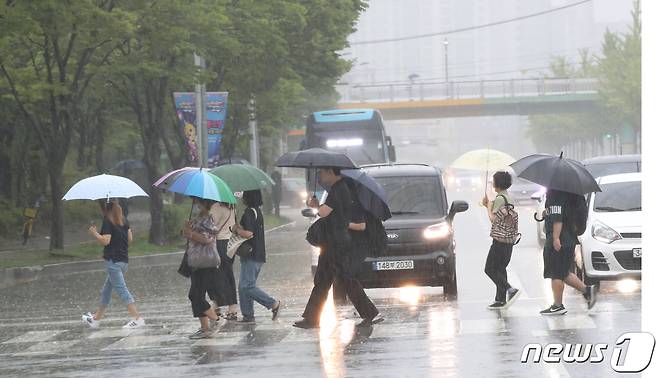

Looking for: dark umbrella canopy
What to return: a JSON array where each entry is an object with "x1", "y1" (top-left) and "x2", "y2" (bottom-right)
[
  {"x1": 275, "y1": 148, "x2": 358, "y2": 169},
  {"x1": 342, "y1": 169, "x2": 391, "y2": 221},
  {"x1": 510, "y1": 152, "x2": 601, "y2": 195}
]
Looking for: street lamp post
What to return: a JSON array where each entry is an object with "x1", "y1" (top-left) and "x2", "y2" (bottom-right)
[
  {"x1": 443, "y1": 38, "x2": 449, "y2": 98},
  {"x1": 443, "y1": 37, "x2": 449, "y2": 82},
  {"x1": 194, "y1": 53, "x2": 207, "y2": 168}
]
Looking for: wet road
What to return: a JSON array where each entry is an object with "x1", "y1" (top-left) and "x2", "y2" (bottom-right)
[{"x1": 0, "y1": 191, "x2": 642, "y2": 377}]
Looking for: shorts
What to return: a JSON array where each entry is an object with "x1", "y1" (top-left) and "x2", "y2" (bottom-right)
[{"x1": 543, "y1": 241, "x2": 575, "y2": 280}]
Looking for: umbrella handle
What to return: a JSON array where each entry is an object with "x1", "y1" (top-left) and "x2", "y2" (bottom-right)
[{"x1": 533, "y1": 212, "x2": 545, "y2": 222}]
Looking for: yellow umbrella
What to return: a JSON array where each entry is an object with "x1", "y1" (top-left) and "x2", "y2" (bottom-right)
[
  {"x1": 450, "y1": 149, "x2": 515, "y2": 172},
  {"x1": 450, "y1": 149, "x2": 515, "y2": 195}
]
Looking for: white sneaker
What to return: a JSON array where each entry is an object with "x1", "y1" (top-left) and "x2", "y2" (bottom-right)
[
  {"x1": 123, "y1": 317, "x2": 145, "y2": 329},
  {"x1": 82, "y1": 312, "x2": 100, "y2": 328}
]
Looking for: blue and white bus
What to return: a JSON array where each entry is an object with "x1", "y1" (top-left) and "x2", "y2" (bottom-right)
[
  {"x1": 301, "y1": 108, "x2": 396, "y2": 195},
  {"x1": 303, "y1": 108, "x2": 395, "y2": 165}
]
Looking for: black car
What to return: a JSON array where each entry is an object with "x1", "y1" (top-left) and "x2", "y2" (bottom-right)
[{"x1": 354, "y1": 164, "x2": 468, "y2": 295}]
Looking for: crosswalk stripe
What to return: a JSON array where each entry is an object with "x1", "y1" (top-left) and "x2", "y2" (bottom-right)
[{"x1": 2, "y1": 330, "x2": 65, "y2": 344}]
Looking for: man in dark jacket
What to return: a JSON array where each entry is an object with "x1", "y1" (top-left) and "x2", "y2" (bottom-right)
[{"x1": 294, "y1": 167, "x2": 382, "y2": 329}]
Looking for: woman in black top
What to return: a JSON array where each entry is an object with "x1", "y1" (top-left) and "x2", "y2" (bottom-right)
[
  {"x1": 234, "y1": 190, "x2": 281, "y2": 324},
  {"x1": 82, "y1": 199, "x2": 145, "y2": 329}
]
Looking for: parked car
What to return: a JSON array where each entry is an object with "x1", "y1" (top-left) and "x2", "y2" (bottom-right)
[
  {"x1": 306, "y1": 164, "x2": 469, "y2": 296},
  {"x1": 533, "y1": 154, "x2": 641, "y2": 244},
  {"x1": 443, "y1": 168, "x2": 489, "y2": 193},
  {"x1": 507, "y1": 175, "x2": 543, "y2": 205},
  {"x1": 577, "y1": 173, "x2": 641, "y2": 286}
]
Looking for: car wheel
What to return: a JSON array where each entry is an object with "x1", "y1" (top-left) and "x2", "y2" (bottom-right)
[{"x1": 444, "y1": 273, "x2": 458, "y2": 298}]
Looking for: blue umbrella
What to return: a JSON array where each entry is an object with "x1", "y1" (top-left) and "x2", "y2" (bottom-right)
[
  {"x1": 154, "y1": 168, "x2": 237, "y2": 204},
  {"x1": 342, "y1": 169, "x2": 391, "y2": 221}
]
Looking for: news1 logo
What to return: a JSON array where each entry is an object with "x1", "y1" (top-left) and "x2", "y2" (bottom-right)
[{"x1": 521, "y1": 332, "x2": 656, "y2": 373}]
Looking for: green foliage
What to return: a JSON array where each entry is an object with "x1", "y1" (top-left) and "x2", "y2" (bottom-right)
[
  {"x1": 162, "y1": 202, "x2": 191, "y2": 243},
  {"x1": 1, "y1": 0, "x2": 366, "y2": 250},
  {"x1": 0, "y1": 200, "x2": 24, "y2": 238},
  {"x1": 527, "y1": 1, "x2": 641, "y2": 153}
]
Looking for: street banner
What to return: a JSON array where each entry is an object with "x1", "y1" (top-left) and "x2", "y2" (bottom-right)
[
  {"x1": 173, "y1": 92, "x2": 199, "y2": 164},
  {"x1": 173, "y1": 92, "x2": 229, "y2": 166},
  {"x1": 206, "y1": 92, "x2": 228, "y2": 168}
]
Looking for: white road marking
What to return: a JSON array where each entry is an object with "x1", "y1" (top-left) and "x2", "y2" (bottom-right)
[
  {"x1": 2, "y1": 330, "x2": 65, "y2": 344},
  {"x1": 103, "y1": 335, "x2": 176, "y2": 351},
  {"x1": 13, "y1": 340, "x2": 80, "y2": 356},
  {"x1": 459, "y1": 319, "x2": 506, "y2": 335},
  {"x1": 545, "y1": 314, "x2": 596, "y2": 331}
]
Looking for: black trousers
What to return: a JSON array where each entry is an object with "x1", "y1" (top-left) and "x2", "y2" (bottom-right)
[
  {"x1": 302, "y1": 244, "x2": 378, "y2": 322},
  {"x1": 189, "y1": 267, "x2": 222, "y2": 318},
  {"x1": 214, "y1": 239, "x2": 237, "y2": 307},
  {"x1": 484, "y1": 240, "x2": 514, "y2": 302}
]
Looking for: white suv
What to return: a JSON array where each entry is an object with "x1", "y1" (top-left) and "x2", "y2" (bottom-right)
[{"x1": 578, "y1": 173, "x2": 642, "y2": 285}]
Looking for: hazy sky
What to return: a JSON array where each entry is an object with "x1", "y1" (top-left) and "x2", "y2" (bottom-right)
[{"x1": 342, "y1": 0, "x2": 635, "y2": 85}]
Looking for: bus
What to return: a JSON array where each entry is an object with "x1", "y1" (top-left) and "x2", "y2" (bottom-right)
[{"x1": 301, "y1": 108, "x2": 396, "y2": 195}]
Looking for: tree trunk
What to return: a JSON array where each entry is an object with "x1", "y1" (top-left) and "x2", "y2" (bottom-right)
[{"x1": 47, "y1": 154, "x2": 66, "y2": 250}]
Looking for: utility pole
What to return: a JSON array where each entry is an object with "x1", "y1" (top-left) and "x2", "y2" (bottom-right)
[
  {"x1": 194, "y1": 53, "x2": 208, "y2": 168},
  {"x1": 248, "y1": 95, "x2": 260, "y2": 168},
  {"x1": 443, "y1": 37, "x2": 449, "y2": 82}
]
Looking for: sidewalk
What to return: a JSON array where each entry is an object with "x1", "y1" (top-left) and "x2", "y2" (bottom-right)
[{"x1": 0, "y1": 213, "x2": 297, "y2": 289}]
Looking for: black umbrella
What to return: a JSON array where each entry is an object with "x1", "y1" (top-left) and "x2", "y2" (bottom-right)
[
  {"x1": 275, "y1": 148, "x2": 358, "y2": 169},
  {"x1": 342, "y1": 169, "x2": 391, "y2": 221},
  {"x1": 510, "y1": 152, "x2": 601, "y2": 195}
]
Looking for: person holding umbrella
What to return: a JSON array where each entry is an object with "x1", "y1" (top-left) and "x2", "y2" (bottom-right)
[
  {"x1": 182, "y1": 197, "x2": 223, "y2": 338},
  {"x1": 83, "y1": 199, "x2": 145, "y2": 329},
  {"x1": 153, "y1": 167, "x2": 237, "y2": 337},
  {"x1": 61, "y1": 174, "x2": 149, "y2": 329},
  {"x1": 511, "y1": 153, "x2": 599, "y2": 315},
  {"x1": 293, "y1": 167, "x2": 382, "y2": 328},
  {"x1": 208, "y1": 163, "x2": 277, "y2": 322}
]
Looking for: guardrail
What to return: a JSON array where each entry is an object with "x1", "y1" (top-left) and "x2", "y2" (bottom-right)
[{"x1": 337, "y1": 77, "x2": 598, "y2": 103}]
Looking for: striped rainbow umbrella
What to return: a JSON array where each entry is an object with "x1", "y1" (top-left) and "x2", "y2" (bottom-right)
[{"x1": 154, "y1": 167, "x2": 237, "y2": 204}]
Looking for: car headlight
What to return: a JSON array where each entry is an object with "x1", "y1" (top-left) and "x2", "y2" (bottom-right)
[
  {"x1": 591, "y1": 220, "x2": 621, "y2": 244},
  {"x1": 423, "y1": 223, "x2": 451, "y2": 240},
  {"x1": 299, "y1": 191, "x2": 307, "y2": 199}
]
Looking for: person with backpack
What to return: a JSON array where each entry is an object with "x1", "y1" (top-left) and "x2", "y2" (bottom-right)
[
  {"x1": 294, "y1": 168, "x2": 382, "y2": 329},
  {"x1": 481, "y1": 171, "x2": 521, "y2": 310},
  {"x1": 540, "y1": 189, "x2": 597, "y2": 315}
]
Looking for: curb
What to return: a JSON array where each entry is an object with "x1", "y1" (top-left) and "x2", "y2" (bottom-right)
[{"x1": 0, "y1": 220, "x2": 296, "y2": 289}]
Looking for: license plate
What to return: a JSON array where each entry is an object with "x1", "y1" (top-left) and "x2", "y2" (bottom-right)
[
  {"x1": 633, "y1": 248, "x2": 642, "y2": 258},
  {"x1": 373, "y1": 260, "x2": 414, "y2": 271}
]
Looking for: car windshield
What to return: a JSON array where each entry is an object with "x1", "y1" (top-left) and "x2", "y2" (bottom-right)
[
  {"x1": 374, "y1": 176, "x2": 445, "y2": 216},
  {"x1": 585, "y1": 162, "x2": 640, "y2": 178},
  {"x1": 593, "y1": 181, "x2": 642, "y2": 212}
]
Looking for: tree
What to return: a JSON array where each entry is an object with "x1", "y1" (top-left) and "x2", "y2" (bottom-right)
[
  {"x1": 596, "y1": 0, "x2": 641, "y2": 135},
  {"x1": 108, "y1": 0, "x2": 231, "y2": 244},
  {"x1": 0, "y1": 0, "x2": 133, "y2": 249}
]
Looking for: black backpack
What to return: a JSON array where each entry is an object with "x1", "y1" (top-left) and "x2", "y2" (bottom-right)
[
  {"x1": 365, "y1": 212, "x2": 388, "y2": 257},
  {"x1": 566, "y1": 194, "x2": 588, "y2": 237}
]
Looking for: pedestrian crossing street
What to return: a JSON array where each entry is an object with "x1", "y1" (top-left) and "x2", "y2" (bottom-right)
[{"x1": 0, "y1": 290, "x2": 639, "y2": 360}]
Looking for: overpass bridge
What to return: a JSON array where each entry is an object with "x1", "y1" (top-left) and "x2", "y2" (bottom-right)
[{"x1": 336, "y1": 78, "x2": 599, "y2": 120}]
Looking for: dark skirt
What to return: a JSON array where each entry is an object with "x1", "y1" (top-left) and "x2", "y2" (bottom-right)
[
  {"x1": 543, "y1": 241, "x2": 575, "y2": 280},
  {"x1": 213, "y1": 239, "x2": 237, "y2": 306}
]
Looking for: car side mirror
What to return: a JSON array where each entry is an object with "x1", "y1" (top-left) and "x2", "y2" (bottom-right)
[
  {"x1": 301, "y1": 208, "x2": 317, "y2": 218},
  {"x1": 448, "y1": 200, "x2": 469, "y2": 222}
]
